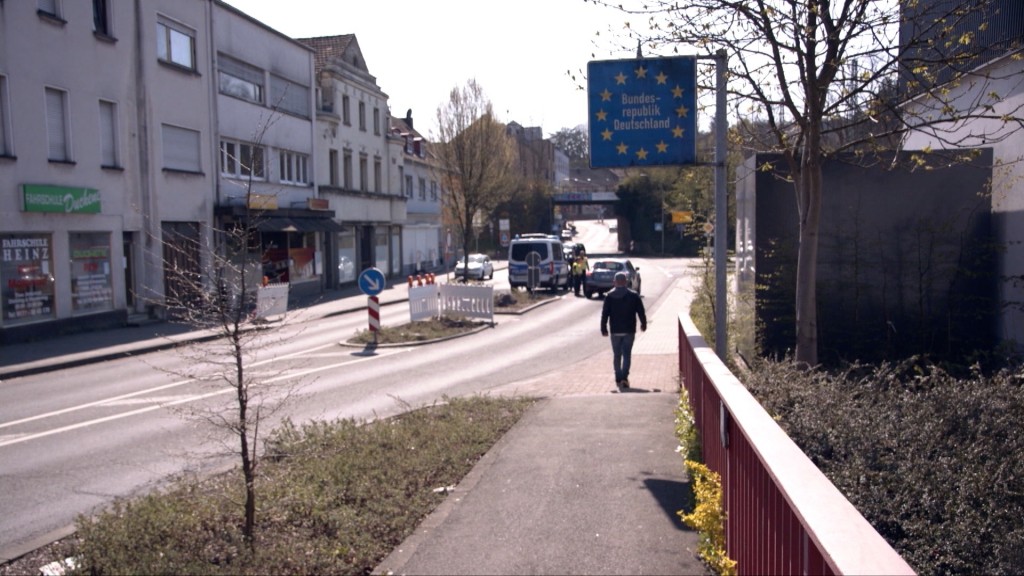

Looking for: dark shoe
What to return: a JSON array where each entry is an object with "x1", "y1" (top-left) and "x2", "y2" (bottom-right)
[{"x1": 621, "y1": 379, "x2": 630, "y2": 389}]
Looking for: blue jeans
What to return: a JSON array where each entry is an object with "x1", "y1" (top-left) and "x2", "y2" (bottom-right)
[{"x1": 610, "y1": 333, "x2": 635, "y2": 382}]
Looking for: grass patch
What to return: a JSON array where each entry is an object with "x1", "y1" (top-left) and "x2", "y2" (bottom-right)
[
  {"x1": 43, "y1": 396, "x2": 537, "y2": 575},
  {"x1": 349, "y1": 314, "x2": 487, "y2": 345}
]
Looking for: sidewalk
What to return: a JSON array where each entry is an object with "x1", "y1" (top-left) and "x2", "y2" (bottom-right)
[{"x1": 1, "y1": 271, "x2": 709, "y2": 575}]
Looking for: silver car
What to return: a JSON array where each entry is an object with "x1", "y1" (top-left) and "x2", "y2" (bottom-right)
[
  {"x1": 584, "y1": 258, "x2": 640, "y2": 299},
  {"x1": 454, "y1": 253, "x2": 494, "y2": 280}
]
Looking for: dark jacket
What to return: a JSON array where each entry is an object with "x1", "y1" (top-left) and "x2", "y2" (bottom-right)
[{"x1": 601, "y1": 286, "x2": 646, "y2": 334}]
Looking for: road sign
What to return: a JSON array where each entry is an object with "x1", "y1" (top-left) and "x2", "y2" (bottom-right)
[
  {"x1": 587, "y1": 56, "x2": 697, "y2": 168},
  {"x1": 358, "y1": 267, "x2": 386, "y2": 296}
]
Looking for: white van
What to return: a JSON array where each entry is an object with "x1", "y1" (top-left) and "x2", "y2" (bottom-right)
[{"x1": 507, "y1": 234, "x2": 570, "y2": 291}]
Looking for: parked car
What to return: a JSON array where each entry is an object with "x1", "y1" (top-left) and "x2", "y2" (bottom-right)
[
  {"x1": 585, "y1": 258, "x2": 641, "y2": 299},
  {"x1": 454, "y1": 253, "x2": 494, "y2": 280}
]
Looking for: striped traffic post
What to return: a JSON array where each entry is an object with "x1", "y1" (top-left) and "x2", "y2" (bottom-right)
[{"x1": 368, "y1": 296, "x2": 380, "y2": 343}]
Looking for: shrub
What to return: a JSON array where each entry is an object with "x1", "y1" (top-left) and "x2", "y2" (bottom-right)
[{"x1": 746, "y1": 357, "x2": 1024, "y2": 575}]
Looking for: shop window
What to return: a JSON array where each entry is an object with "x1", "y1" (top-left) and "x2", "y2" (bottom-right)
[
  {"x1": 375, "y1": 227, "x2": 388, "y2": 273},
  {"x1": 69, "y1": 232, "x2": 113, "y2": 314},
  {"x1": 1, "y1": 233, "x2": 55, "y2": 323},
  {"x1": 337, "y1": 228, "x2": 357, "y2": 283}
]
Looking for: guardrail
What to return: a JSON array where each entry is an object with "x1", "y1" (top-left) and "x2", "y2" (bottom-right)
[{"x1": 677, "y1": 312, "x2": 915, "y2": 576}]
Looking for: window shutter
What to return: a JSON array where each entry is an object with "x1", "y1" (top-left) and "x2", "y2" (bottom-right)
[
  {"x1": 45, "y1": 88, "x2": 67, "y2": 161},
  {"x1": 162, "y1": 124, "x2": 200, "y2": 171},
  {"x1": 99, "y1": 100, "x2": 116, "y2": 166}
]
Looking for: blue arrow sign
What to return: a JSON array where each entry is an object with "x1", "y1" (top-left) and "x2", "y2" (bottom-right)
[
  {"x1": 587, "y1": 56, "x2": 697, "y2": 168},
  {"x1": 358, "y1": 267, "x2": 386, "y2": 296}
]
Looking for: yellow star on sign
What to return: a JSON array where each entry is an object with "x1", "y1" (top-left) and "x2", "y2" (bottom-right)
[
  {"x1": 615, "y1": 72, "x2": 627, "y2": 85},
  {"x1": 596, "y1": 109, "x2": 608, "y2": 121},
  {"x1": 617, "y1": 142, "x2": 629, "y2": 155},
  {"x1": 635, "y1": 66, "x2": 648, "y2": 79},
  {"x1": 636, "y1": 147, "x2": 649, "y2": 160},
  {"x1": 600, "y1": 88, "x2": 613, "y2": 101},
  {"x1": 656, "y1": 72, "x2": 669, "y2": 85},
  {"x1": 601, "y1": 128, "x2": 613, "y2": 141},
  {"x1": 672, "y1": 125, "x2": 686, "y2": 138},
  {"x1": 656, "y1": 140, "x2": 669, "y2": 153},
  {"x1": 675, "y1": 104, "x2": 690, "y2": 118},
  {"x1": 672, "y1": 85, "x2": 684, "y2": 98}
]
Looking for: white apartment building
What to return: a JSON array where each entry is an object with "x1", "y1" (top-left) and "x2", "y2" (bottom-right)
[
  {"x1": 0, "y1": 0, "x2": 217, "y2": 343},
  {"x1": 299, "y1": 35, "x2": 406, "y2": 286},
  {"x1": 0, "y1": 0, "x2": 325, "y2": 343},
  {"x1": 211, "y1": 2, "x2": 331, "y2": 299},
  {"x1": 391, "y1": 110, "x2": 443, "y2": 276}
]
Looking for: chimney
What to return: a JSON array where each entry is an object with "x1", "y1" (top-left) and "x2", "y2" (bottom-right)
[{"x1": 406, "y1": 109, "x2": 413, "y2": 129}]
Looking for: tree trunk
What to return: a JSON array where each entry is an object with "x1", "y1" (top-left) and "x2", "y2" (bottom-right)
[{"x1": 794, "y1": 158, "x2": 822, "y2": 367}]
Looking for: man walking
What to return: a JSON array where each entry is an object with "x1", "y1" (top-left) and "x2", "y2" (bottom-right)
[{"x1": 600, "y1": 271, "x2": 646, "y2": 390}]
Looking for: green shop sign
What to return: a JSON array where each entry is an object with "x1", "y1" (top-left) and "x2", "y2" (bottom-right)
[{"x1": 23, "y1": 184, "x2": 102, "y2": 214}]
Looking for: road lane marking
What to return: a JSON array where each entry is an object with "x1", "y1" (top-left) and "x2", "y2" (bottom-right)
[{"x1": 0, "y1": 349, "x2": 410, "y2": 448}]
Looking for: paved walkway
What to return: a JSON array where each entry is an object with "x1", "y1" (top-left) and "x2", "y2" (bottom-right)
[{"x1": 1, "y1": 269, "x2": 710, "y2": 575}]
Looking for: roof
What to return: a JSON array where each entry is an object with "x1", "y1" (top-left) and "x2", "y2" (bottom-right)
[{"x1": 296, "y1": 34, "x2": 365, "y2": 74}]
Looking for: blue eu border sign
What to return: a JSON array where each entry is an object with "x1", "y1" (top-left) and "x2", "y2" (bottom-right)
[{"x1": 587, "y1": 56, "x2": 697, "y2": 168}]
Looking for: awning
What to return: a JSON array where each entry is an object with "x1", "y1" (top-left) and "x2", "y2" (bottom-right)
[{"x1": 253, "y1": 217, "x2": 343, "y2": 233}]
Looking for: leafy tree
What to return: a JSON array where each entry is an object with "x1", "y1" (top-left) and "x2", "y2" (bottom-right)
[
  {"x1": 434, "y1": 80, "x2": 519, "y2": 279},
  {"x1": 550, "y1": 125, "x2": 590, "y2": 162},
  {"x1": 599, "y1": 0, "x2": 1024, "y2": 366}
]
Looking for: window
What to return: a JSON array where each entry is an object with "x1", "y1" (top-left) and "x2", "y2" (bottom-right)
[
  {"x1": 269, "y1": 74, "x2": 310, "y2": 118},
  {"x1": 162, "y1": 124, "x2": 201, "y2": 172},
  {"x1": 359, "y1": 154, "x2": 368, "y2": 191},
  {"x1": 1, "y1": 233, "x2": 56, "y2": 323},
  {"x1": 279, "y1": 150, "x2": 309, "y2": 185},
  {"x1": 358, "y1": 101, "x2": 366, "y2": 131},
  {"x1": 219, "y1": 138, "x2": 264, "y2": 179},
  {"x1": 69, "y1": 232, "x2": 113, "y2": 313},
  {"x1": 418, "y1": 177, "x2": 427, "y2": 200},
  {"x1": 0, "y1": 75, "x2": 10, "y2": 156},
  {"x1": 430, "y1": 180, "x2": 439, "y2": 202},
  {"x1": 342, "y1": 95, "x2": 350, "y2": 125},
  {"x1": 45, "y1": 87, "x2": 70, "y2": 162},
  {"x1": 374, "y1": 107, "x2": 381, "y2": 135},
  {"x1": 157, "y1": 17, "x2": 195, "y2": 70},
  {"x1": 374, "y1": 157, "x2": 382, "y2": 193},
  {"x1": 405, "y1": 174, "x2": 414, "y2": 198},
  {"x1": 93, "y1": 0, "x2": 110, "y2": 36},
  {"x1": 329, "y1": 149, "x2": 339, "y2": 186},
  {"x1": 342, "y1": 149, "x2": 352, "y2": 189},
  {"x1": 218, "y1": 55, "x2": 263, "y2": 104},
  {"x1": 99, "y1": 100, "x2": 118, "y2": 167},
  {"x1": 398, "y1": 166, "x2": 404, "y2": 196},
  {"x1": 38, "y1": 0, "x2": 61, "y2": 18}
]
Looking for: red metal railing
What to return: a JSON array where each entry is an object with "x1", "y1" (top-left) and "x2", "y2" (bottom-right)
[{"x1": 678, "y1": 313, "x2": 915, "y2": 576}]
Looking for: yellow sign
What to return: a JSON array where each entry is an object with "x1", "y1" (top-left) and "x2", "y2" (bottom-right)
[
  {"x1": 248, "y1": 194, "x2": 278, "y2": 210},
  {"x1": 671, "y1": 210, "x2": 693, "y2": 224}
]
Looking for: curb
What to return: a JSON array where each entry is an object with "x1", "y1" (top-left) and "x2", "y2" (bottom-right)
[{"x1": 336, "y1": 322, "x2": 494, "y2": 348}]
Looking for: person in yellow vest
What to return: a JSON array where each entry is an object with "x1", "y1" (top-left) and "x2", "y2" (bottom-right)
[{"x1": 572, "y1": 251, "x2": 589, "y2": 296}]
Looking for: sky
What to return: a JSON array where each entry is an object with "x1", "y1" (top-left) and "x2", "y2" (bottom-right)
[{"x1": 223, "y1": 0, "x2": 640, "y2": 139}]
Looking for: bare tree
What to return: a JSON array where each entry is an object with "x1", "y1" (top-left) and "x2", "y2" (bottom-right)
[
  {"x1": 595, "y1": 0, "x2": 1024, "y2": 366},
  {"x1": 433, "y1": 79, "x2": 519, "y2": 279},
  {"x1": 153, "y1": 114, "x2": 302, "y2": 548}
]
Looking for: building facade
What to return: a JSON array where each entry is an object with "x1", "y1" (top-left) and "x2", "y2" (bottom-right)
[
  {"x1": 299, "y1": 35, "x2": 405, "y2": 286},
  {"x1": 391, "y1": 110, "x2": 443, "y2": 276},
  {"x1": 0, "y1": 0, "x2": 219, "y2": 342}
]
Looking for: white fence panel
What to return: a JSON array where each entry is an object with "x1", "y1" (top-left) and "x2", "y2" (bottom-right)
[
  {"x1": 408, "y1": 284, "x2": 440, "y2": 321},
  {"x1": 255, "y1": 283, "x2": 289, "y2": 319},
  {"x1": 439, "y1": 284, "x2": 494, "y2": 322}
]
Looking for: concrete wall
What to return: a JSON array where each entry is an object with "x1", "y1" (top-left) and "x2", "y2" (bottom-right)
[{"x1": 736, "y1": 151, "x2": 998, "y2": 365}]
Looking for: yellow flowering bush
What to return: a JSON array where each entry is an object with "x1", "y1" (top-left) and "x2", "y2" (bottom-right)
[{"x1": 675, "y1": 388, "x2": 737, "y2": 576}]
